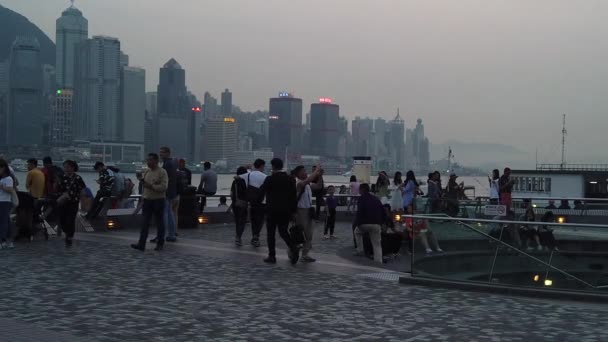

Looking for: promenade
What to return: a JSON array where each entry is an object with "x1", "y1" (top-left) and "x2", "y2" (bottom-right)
[{"x1": 0, "y1": 221, "x2": 606, "y2": 341}]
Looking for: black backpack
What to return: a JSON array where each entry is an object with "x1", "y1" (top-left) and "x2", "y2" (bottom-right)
[{"x1": 246, "y1": 173, "x2": 264, "y2": 205}]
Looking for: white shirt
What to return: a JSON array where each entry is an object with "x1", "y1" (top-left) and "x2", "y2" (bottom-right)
[
  {"x1": 297, "y1": 181, "x2": 312, "y2": 209},
  {"x1": 0, "y1": 176, "x2": 14, "y2": 202},
  {"x1": 490, "y1": 179, "x2": 500, "y2": 199},
  {"x1": 240, "y1": 170, "x2": 267, "y2": 189}
]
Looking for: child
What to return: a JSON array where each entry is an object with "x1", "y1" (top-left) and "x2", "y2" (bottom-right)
[
  {"x1": 218, "y1": 196, "x2": 228, "y2": 208},
  {"x1": 324, "y1": 186, "x2": 337, "y2": 239}
]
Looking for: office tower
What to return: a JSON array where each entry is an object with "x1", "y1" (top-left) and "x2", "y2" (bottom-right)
[
  {"x1": 374, "y1": 118, "x2": 387, "y2": 156},
  {"x1": 120, "y1": 51, "x2": 129, "y2": 67},
  {"x1": 268, "y1": 93, "x2": 303, "y2": 158},
  {"x1": 6, "y1": 37, "x2": 44, "y2": 146},
  {"x1": 120, "y1": 66, "x2": 145, "y2": 143},
  {"x1": 310, "y1": 98, "x2": 339, "y2": 158},
  {"x1": 73, "y1": 36, "x2": 121, "y2": 142},
  {"x1": 55, "y1": 2, "x2": 88, "y2": 89},
  {"x1": 145, "y1": 92, "x2": 157, "y2": 117},
  {"x1": 0, "y1": 60, "x2": 8, "y2": 146},
  {"x1": 221, "y1": 88, "x2": 232, "y2": 116},
  {"x1": 352, "y1": 117, "x2": 374, "y2": 156},
  {"x1": 202, "y1": 117, "x2": 237, "y2": 163},
  {"x1": 203, "y1": 92, "x2": 218, "y2": 120},
  {"x1": 155, "y1": 58, "x2": 191, "y2": 158},
  {"x1": 389, "y1": 110, "x2": 405, "y2": 170},
  {"x1": 50, "y1": 89, "x2": 73, "y2": 146},
  {"x1": 407, "y1": 118, "x2": 430, "y2": 171}
]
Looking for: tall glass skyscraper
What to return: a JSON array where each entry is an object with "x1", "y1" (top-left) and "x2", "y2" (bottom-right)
[{"x1": 56, "y1": 3, "x2": 88, "y2": 89}]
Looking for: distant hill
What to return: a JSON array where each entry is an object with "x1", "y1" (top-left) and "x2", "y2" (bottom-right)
[
  {"x1": 0, "y1": 4, "x2": 55, "y2": 65},
  {"x1": 431, "y1": 141, "x2": 533, "y2": 170}
]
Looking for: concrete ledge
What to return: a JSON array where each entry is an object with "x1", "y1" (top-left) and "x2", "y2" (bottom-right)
[{"x1": 399, "y1": 274, "x2": 608, "y2": 303}]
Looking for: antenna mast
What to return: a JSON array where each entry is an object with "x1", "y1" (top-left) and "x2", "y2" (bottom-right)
[{"x1": 560, "y1": 114, "x2": 567, "y2": 169}]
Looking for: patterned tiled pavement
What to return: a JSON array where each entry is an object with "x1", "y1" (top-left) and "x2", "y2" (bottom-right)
[{"x1": 0, "y1": 225, "x2": 607, "y2": 341}]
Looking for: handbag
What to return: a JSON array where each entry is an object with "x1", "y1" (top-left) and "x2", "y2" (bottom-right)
[
  {"x1": 233, "y1": 179, "x2": 248, "y2": 209},
  {"x1": 289, "y1": 221, "x2": 306, "y2": 245}
]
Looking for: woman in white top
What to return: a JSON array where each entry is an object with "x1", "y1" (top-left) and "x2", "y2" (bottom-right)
[
  {"x1": 389, "y1": 172, "x2": 404, "y2": 214},
  {"x1": 347, "y1": 175, "x2": 360, "y2": 214},
  {"x1": 0, "y1": 159, "x2": 15, "y2": 249},
  {"x1": 489, "y1": 169, "x2": 500, "y2": 204}
]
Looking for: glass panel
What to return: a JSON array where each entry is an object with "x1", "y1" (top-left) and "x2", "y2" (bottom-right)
[{"x1": 408, "y1": 215, "x2": 606, "y2": 294}]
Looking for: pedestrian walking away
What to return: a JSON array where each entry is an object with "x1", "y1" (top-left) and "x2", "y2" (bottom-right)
[{"x1": 241, "y1": 159, "x2": 267, "y2": 247}]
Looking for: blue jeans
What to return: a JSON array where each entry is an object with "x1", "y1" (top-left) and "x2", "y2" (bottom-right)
[
  {"x1": 164, "y1": 198, "x2": 176, "y2": 239},
  {"x1": 0, "y1": 202, "x2": 13, "y2": 241},
  {"x1": 138, "y1": 199, "x2": 165, "y2": 247}
]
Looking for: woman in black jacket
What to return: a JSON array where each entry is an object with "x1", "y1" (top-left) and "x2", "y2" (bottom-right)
[{"x1": 231, "y1": 166, "x2": 248, "y2": 246}]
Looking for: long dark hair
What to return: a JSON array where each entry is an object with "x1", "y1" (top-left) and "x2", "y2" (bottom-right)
[
  {"x1": 405, "y1": 170, "x2": 418, "y2": 187},
  {"x1": 393, "y1": 172, "x2": 402, "y2": 185},
  {"x1": 0, "y1": 159, "x2": 10, "y2": 178},
  {"x1": 350, "y1": 175, "x2": 357, "y2": 183},
  {"x1": 492, "y1": 169, "x2": 500, "y2": 180}
]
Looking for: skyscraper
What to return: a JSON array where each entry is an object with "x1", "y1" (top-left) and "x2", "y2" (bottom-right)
[
  {"x1": 351, "y1": 117, "x2": 374, "y2": 156},
  {"x1": 0, "y1": 60, "x2": 8, "y2": 146},
  {"x1": 55, "y1": 2, "x2": 88, "y2": 89},
  {"x1": 6, "y1": 37, "x2": 44, "y2": 146},
  {"x1": 406, "y1": 118, "x2": 431, "y2": 172},
  {"x1": 50, "y1": 89, "x2": 73, "y2": 146},
  {"x1": 156, "y1": 58, "x2": 190, "y2": 158},
  {"x1": 310, "y1": 98, "x2": 339, "y2": 158},
  {"x1": 73, "y1": 36, "x2": 121, "y2": 142},
  {"x1": 268, "y1": 93, "x2": 303, "y2": 158},
  {"x1": 203, "y1": 91, "x2": 218, "y2": 120},
  {"x1": 202, "y1": 117, "x2": 237, "y2": 163},
  {"x1": 120, "y1": 66, "x2": 145, "y2": 143},
  {"x1": 221, "y1": 88, "x2": 232, "y2": 116},
  {"x1": 389, "y1": 110, "x2": 405, "y2": 170}
]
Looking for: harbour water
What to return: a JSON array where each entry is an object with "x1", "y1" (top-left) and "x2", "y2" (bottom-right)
[{"x1": 13, "y1": 172, "x2": 490, "y2": 197}]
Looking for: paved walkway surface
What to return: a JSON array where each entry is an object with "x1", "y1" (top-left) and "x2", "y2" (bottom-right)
[{"x1": 0, "y1": 221, "x2": 607, "y2": 341}]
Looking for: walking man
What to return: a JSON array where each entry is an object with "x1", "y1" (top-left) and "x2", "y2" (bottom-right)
[
  {"x1": 262, "y1": 158, "x2": 298, "y2": 264},
  {"x1": 354, "y1": 183, "x2": 385, "y2": 264},
  {"x1": 241, "y1": 159, "x2": 267, "y2": 247},
  {"x1": 156, "y1": 146, "x2": 179, "y2": 242},
  {"x1": 132, "y1": 153, "x2": 168, "y2": 251},
  {"x1": 294, "y1": 165, "x2": 322, "y2": 262}
]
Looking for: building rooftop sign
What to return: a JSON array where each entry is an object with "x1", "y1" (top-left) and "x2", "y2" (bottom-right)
[
  {"x1": 278, "y1": 92, "x2": 292, "y2": 98},
  {"x1": 223, "y1": 117, "x2": 236, "y2": 123},
  {"x1": 319, "y1": 97, "x2": 333, "y2": 104}
]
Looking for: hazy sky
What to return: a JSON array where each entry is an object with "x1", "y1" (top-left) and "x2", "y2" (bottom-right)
[{"x1": 4, "y1": 0, "x2": 608, "y2": 162}]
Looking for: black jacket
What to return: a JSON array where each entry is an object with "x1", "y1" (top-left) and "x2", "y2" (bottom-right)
[{"x1": 262, "y1": 171, "x2": 297, "y2": 217}]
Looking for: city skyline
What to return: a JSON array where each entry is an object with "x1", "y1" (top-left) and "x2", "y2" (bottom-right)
[{"x1": 2, "y1": 0, "x2": 608, "y2": 163}]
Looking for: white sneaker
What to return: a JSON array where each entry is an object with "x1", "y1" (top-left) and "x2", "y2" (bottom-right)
[
  {"x1": 0, "y1": 242, "x2": 6, "y2": 249},
  {"x1": 323, "y1": 235, "x2": 329, "y2": 240},
  {"x1": 6, "y1": 242, "x2": 14, "y2": 249}
]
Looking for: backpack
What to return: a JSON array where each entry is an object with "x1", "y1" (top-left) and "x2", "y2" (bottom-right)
[{"x1": 246, "y1": 173, "x2": 264, "y2": 205}]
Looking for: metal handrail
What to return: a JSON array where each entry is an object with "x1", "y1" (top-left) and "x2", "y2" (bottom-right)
[
  {"x1": 475, "y1": 195, "x2": 608, "y2": 203},
  {"x1": 410, "y1": 215, "x2": 599, "y2": 289},
  {"x1": 402, "y1": 214, "x2": 608, "y2": 229}
]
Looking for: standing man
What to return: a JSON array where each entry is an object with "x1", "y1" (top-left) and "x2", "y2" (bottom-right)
[
  {"x1": 25, "y1": 159, "x2": 45, "y2": 199},
  {"x1": 241, "y1": 159, "x2": 267, "y2": 247},
  {"x1": 294, "y1": 165, "x2": 322, "y2": 262},
  {"x1": 262, "y1": 158, "x2": 298, "y2": 264},
  {"x1": 499, "y1": 167, "x2": 515, "y2": 210},
  {"x1": 86, "y1": 162, "x2": 115, "y2": 219},
  {"x1": 131, "y1": 153, "x2": 168, "y2": 252},
  {"x1": 197, "y1": 161, "x2": 217, "y2": 211},
  {"x1": 42, "y1": 157, "x2": 63, "y2": 196},
  {"x1": 178, "y1": 159, "x2": 192, "y2": 186},
  {"x1": 156, "y1": 146, "x2": 179, "y2": 242},
  {"x1": 353, "y1": 183, "x2": 385, "y2": 264}
]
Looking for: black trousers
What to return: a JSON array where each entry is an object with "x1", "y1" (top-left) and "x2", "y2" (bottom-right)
[
  {"x1": 89, "y1": 191, "x2": 110, "y2": 218},
  {"x1": 138, "y1": 198, "x2": 165, "y2": 247},
  {"x1": 59, "y1": 202, "x2": 79, "y2": 238},
  {"x1": 266, "y1": 214, "x2": 293, "y2": 257},
  {"x1": 324, "y1": 208, "x2": 336, "y2": 235},
  {"x1": 250, "y1": 205, "x2": 265, "y2": 239},
  {"x1": 233, "y1": 206, "x2": 248, "y2": 239}
]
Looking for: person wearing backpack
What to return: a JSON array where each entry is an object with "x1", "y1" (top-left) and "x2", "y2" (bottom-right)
[
  {"x1": 240, "y1": 159, "x2": 267, "y2": 247},
  {"x1": 230, "y1": 167, "x2": 248, "y2": 246}
]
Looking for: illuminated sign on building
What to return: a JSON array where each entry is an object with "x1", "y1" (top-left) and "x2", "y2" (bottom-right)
[
  {"x1": 191, "y1": 107, "x2": 201, "y2": 112},
  {"x1": 319, "y1": 97, "x2": 333, "y2": 104},
  {"x1": 268, "y1": 115, "x2": 279, "y2": 120},
  {"x1": 278, "y1": 92, "x2": 291, "y2": 98},
  {"x1": 223, "y1": 117, "x2": 236, "y2": 123}
]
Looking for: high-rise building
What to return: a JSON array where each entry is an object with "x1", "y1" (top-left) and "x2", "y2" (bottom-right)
[
  {"x1": 155, "y1": 58, "x2": 191, "y2": 158},
  {"x1": 0, "y1": 60, "x2": 9, "y2": 146},
  {"x1": 310, "y1": 98, "x2": 339, "y2": 158},
  {"x1": 373, "y1": 118, "x2": 387, "y2": 156},
  {"x1": 120, "y1": 51, "x2": 129, "y2": 67},
  {"x1": 203, "y1": 92, "x2": 218, "y2": 120},
  {"x1": 55, "y1": 3, "x2": 88, "y2": 89},
  {"x1": 120, "y1": 66, "x2": 145, "y2": 143},
  {"x1": 268, "y1": 93, "x2": 303, "y2": 158},
  {"x1": 73, "y1": 36, "x2": 121, "y2": 142},
  {"x1": 145, "y1": 92, "x2": 157, "y2": 117},
  {"x1": 50, "y1": 89, "x2": 73, "y2": 146},
  {"x1": 202, "y1": 117, "x2": 237, "y2": 163},
  {"x1": 6, "y1": 37, "x2": 44, "y2": 146},
  {"x1": 352, "y1": 117, "x2": 374, "y2": 156},
  {"x1": 388, "y1": 110, "x2": 405, "y2": 170},
  {"x1": 406, "y1": 118, "x2": 431, "y2": 172},
  {"x1": 221, "y1": 88, "x2": 232, "y2": 116}
]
